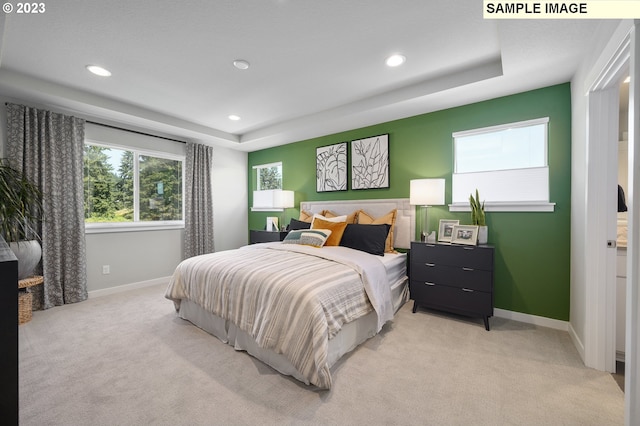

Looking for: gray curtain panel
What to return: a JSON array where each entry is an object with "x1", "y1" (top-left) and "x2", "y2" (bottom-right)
[
  {"x1": 6, "y1": 103, "x2": 88, "y2": 310},
  {"x1": 184, "y1": 142, "x2": 215, "y2": 259}
]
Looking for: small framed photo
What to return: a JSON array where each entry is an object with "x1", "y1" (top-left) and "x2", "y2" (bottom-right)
[
  {"x1": 451, "y1": 225, "x2": 479, "y2": 246},
  {"x1": 438, "y1": 219, "x2": 460, "y2": 242}
]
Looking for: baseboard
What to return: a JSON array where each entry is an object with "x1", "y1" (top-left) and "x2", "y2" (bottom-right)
[
  {"x1": 569, "y1": 322, "x2": 586, "y2": 363},
  {"x1": 494, "y1": 308, "x2": 569, "y2": 331},
  {"x1": 88, "y1": 277, "x2": 170, "y2": 298}
]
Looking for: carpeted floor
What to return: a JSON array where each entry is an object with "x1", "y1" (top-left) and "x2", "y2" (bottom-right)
[{"x1": 18, "y1": 283, "x2": 625, "y2": 425}]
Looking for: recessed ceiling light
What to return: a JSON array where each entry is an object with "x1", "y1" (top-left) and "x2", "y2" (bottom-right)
[
  {"x1": 228, "y1": 115, "x2": 241, "y2": 121},
  {"x1": 86, "y1": 65, "x2": 112, "y2": 77},
  {"x1": 623, "y1": 76, "x2": 631, "y2": 83},
  {"x1": 233, "y1": 60, "x2": 250, "y2": 70},
  {"x1": 385, "y1": 54, "x2": 406, "y2": 67}
]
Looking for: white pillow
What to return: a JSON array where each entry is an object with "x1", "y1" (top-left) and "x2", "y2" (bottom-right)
[{"x1": 310, "y1": 213, "x2": 347, "y2": 227}]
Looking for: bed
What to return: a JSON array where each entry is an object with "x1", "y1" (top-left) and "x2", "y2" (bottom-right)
[{"x1": 165, "y1": 198, "x2": 414, "y2": 389}]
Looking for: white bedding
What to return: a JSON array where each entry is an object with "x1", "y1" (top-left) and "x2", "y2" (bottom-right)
[{"x1": 166, "y1": 242, "x2": 407, "y2": 389}]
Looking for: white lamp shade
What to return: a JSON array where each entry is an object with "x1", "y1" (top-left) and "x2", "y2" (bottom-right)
[
  {"x1": 410, "y1": 179, "x2": 445, "y2": 206},
  {"x1": 275, "y1": 190, "x2": 295, "y2": 208},
  {"x1": 253, "y1": 189, "x2": 295, "y2": 209}
]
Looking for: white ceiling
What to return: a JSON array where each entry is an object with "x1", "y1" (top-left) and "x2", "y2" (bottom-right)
[{"x1": 0, "y1": 1, "x2": 619, "y2": 152}]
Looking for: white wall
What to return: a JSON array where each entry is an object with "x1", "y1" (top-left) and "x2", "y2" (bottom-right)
[{"x1": 0, "y1": 97, "x2": 248, "y2": 293}]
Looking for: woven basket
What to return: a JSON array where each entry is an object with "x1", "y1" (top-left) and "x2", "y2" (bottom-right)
[{"x1": 18, "y1": 292, "x2": 33, "y2": 325}]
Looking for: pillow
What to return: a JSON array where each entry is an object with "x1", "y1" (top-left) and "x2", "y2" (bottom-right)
[
  {"x1": 288, "y1": 218, "x2": 311, "y2": 231},
  {"x1": 357, "y1": 209, "x2": 397, "y2": 253},
  {"x1": 311, "y1": 217, "x2": 348, "y2": 246},
  {"x1": 339, "y1": 224, "x2": 391, "y2": 256},
  {"x1": 283, "y1": 229, "x2": 332, "y2": 247},
  {"x1": 323, "y1": 209, "x2": 360, "y2": 224},
  {"x1": 299, "y1": 210, "x2": 314, "y2": 223},
  {"x1": 310, "y1": 213, "x2": 347, "y2": 228}
]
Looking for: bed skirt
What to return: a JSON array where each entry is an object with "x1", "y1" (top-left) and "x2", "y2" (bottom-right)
[{"x1": 177, "y1": 276, "x2": 409, "y2": 386}]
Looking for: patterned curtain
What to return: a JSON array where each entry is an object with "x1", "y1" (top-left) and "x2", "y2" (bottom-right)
[
  {"x1": 184, "y1": 142, "x2": 215, "y2": 258},
  {"x1": 6, "y1": 103, "x2": 87, "y2": 309}
]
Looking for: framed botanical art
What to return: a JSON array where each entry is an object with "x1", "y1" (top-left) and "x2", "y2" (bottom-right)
[
  {"x1": 316, "y1": 142, "x2": 347, "y2": 192},
  {"x1": 451, "y1": 225, "x2": 479, "y2": 246},
  {"x1": 438, "y1": 219, "x2": 459, "y2": 242},
  {"x1": 351, "y1": 134, "x2": 389, "y2": 190}
]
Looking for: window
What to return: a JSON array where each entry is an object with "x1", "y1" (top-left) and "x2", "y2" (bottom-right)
[
  {"x1": 251, "y1": 162, "x2": 284, "y2": 211},
  {"x1": 84, "y1": 142, "x2": 184, "y2": 231},
  {"x1": 255, "y1": 162, "x2": 282, "y2": 190},
  {"x1": 451, "y1": 118, "x2": 554, "y2": 212}
]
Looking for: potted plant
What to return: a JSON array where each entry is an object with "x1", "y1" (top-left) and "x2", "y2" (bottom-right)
[
  {"x1": 469, "y1": 189, "x2": 488, "y2": 244},
  {"x1": 0, "y1": 159, "x2": 43, "y2": 279}
]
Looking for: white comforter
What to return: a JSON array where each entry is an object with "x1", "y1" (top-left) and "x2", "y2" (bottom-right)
[{"x1": 165, "y1": 242, "x2": 394, "y2": 389}]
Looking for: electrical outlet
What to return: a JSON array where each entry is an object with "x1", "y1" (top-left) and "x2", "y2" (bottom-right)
[{"x1": 102, "y1": 265, "x2": 110, "y2": 275}]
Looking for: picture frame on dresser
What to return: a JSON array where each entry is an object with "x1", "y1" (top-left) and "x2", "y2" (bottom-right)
[
  {"x1": 451, "y1": 225, "x2": 478, "y2": 246},
  {"x1": 438, "y1": 219, "x2": 459, "y2": 242}
]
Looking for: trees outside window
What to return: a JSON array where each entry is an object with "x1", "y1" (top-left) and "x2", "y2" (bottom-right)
[{"x1": 84, "y1": 143, "x2": 183, "y2": 224}]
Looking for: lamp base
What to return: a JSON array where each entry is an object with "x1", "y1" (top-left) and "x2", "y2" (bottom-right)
[{"x1": 420, "y1": 231, "x2": 436, "y2": 243}]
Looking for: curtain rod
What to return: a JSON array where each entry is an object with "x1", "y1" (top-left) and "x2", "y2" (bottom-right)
[
  {"x1": 4, "y1": 102, "x2": 187, "y2": 144},
  {"x1": 86, "y1": 121, "x2": 186, "y2": 144}
]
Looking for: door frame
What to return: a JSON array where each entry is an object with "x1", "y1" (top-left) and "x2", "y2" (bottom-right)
[{"x1": 585, "y1": 22, "x2": 639, "y2": 425}]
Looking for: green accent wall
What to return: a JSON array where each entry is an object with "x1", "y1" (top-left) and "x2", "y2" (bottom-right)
[{"x1": 248, "y1": 83, "x2": 571, "y2": 321}]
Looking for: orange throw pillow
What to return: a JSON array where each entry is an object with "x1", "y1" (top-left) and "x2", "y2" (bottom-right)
[
  {"x1": 311, "y1": 217, "x2": 348, "y2": 246},
  {"x1": 299, "y1": 210, "x2": 314, "y2": 222}
]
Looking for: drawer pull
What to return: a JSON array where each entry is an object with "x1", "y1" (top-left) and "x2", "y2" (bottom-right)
[
  {"x1": 424, "y1": 282, "x2": 436, "y2": 286},
  {"x1": 462, "y1": 288, "x2": 474, "y2": 292},
  {"x1": 463, "y1": 247, "x2": 474, "y2": 250},
  {"x1": 425, "y1": 263, "x2": 436, "y2": 267},
  {"x1": 462, "y1": 267, "x2": 474, "y2": 271}
]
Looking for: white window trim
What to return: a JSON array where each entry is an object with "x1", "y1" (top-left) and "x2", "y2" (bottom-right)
[
  {"x1": 84, "y1": 140, "x2": 186, "y2": 233},
  {"x1": 85, "y1": 221, "x2": 185, "y2": 234},
  {"x1": 452, "y1": 117, "x2": 549, "y2": 147},
  {"x1": 449, "y1": 201, "x2": 556, "y2": 213}
]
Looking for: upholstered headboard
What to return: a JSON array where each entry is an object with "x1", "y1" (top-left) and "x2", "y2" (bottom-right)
[{"x1": 299, "y1": 198, "x2": 414, "y2": 250}]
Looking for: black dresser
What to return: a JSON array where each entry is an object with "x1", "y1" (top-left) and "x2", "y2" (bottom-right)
[
  {"x1": 410, "y1": 241, "x2": 494, "y2": 330},
  {"x1": 0, "y1": 236, "x2": 18, "y2": 424},
  {"x1": 249, "y1": 230, "x2": 289, "y2": 244}
]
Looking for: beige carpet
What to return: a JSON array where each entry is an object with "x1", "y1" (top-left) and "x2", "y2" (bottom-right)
[{"x1": 19, "y1": 283, "x2": 624, "y2": 425}]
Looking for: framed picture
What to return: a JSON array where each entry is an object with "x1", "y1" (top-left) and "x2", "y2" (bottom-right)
[
  {"x1": 351, "y1": 134, "x2": 389, "y2": 190},
  {"x1": 266, "y1": 217, "x2": 279, "y2": 232},
  {"x1": 451, "y1": 225, "x2": 479, "y2": 246},
  {"x1": 316, "y1": 142, "x2": 347, "y2": 192},
  {"x1": 438, "y1": 219, "x2": 460, "y2": 242}
]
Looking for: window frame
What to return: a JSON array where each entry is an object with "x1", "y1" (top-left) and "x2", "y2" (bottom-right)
[
  {"x1": 450, "y1": 117, "x2": 555, "y2": 213},
  {"x1": 251, "y1": 162, "x2": 284, "y2": 212},
  {"x1": 84, "y1": 140, "x2": 186, "y2": 233}
]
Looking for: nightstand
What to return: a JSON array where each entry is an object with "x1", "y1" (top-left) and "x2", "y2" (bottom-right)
[
  {"x1": 249, "y1": 230, "x2": 289, "y2": 244},
  {"x1": 410, "y1": 241, "x2": 494, "y2": 330}
]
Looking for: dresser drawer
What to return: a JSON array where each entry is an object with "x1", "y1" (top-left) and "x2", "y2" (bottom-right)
[
  {"x1": 411, "y1": 243, "x2": 493, "y2": 270},
  {"x1": 411, "y1": 263, "x2": 492, "y2": 292},
  {"x1": 410, "y1": 280, "x2": 492, "y2": 316}
]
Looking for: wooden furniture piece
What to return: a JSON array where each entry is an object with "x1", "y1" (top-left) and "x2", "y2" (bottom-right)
[
  {"x1": 18, "y1": 275, "x2": 43, "y2": 325},
  {"x1": 0, "y1": 236, "x2": 18, "y2": 425},
  {"x1": 410, "y1": 241, "x2": 494, "y2": 330},
  {"x1": 250, "y1": 230, "x2": 288, "y2": 244}
]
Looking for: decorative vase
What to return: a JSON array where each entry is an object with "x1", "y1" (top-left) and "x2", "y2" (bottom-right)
[
  {"x1": 478, "y1": 226, "x2": 488, "y2": 245},
  {"x1": 9, "y1": 240, "x2": 42, "y2": 279}
]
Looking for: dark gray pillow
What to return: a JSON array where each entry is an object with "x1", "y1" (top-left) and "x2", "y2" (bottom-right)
[
  {"x1": 339, "y1": 224, "x2": 391, "y2": 256},
  {"x1": 288, "y1": 218, "x2": 312, "y2": 231}
]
